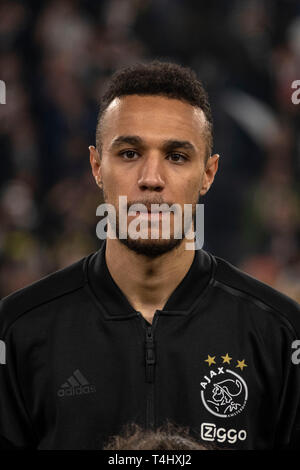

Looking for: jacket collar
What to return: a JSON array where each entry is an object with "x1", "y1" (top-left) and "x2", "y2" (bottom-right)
[{"x1": 86, "y1": 239, "x2": 215, "y2": 319}]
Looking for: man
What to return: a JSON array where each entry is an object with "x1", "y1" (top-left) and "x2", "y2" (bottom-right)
[{"x1": 0, "y1": 61, "x2": 300, "y2": 450}]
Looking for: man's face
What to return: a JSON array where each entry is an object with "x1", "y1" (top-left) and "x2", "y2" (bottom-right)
[{"x1": 90, "y1": 94, "x2": 219, "y2": 257}]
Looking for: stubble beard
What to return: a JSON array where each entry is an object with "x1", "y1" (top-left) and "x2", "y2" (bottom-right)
[{"x1": 102, "y1": 186, "x2": 198, "y2": 258}]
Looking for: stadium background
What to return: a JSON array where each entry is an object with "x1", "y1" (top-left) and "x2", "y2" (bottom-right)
[{"x1": 0, "y1": 0, "x2": 299, "y2": 303}]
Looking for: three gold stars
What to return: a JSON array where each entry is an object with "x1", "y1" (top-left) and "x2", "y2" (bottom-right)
[{"x1": 204, "y1": 354, "x2": 247, "y2": 370}]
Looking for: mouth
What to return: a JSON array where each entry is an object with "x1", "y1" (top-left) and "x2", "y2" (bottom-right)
[
  {"x1": 126, "y1": 209, "x2": 171, "y2": 225},
  {"x1": 127, "y1": 203, "x2": 172, "y2": 220}
]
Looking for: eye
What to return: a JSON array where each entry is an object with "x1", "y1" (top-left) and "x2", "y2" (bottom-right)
[
  {"x1": 119, "y1": 150, "x2": 139, "y2": 160},
  {"x1": 167, "y1": 153, "x2": 188, "y2": 163}
]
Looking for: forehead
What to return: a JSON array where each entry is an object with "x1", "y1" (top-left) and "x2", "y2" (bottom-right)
[{"x1": 101, "y1": 95, "x2": 207, "y2": 147}]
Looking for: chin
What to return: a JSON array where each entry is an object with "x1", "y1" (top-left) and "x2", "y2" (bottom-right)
[{"x1": 118, "y1": 237, "x2": 184, "y2": 258}]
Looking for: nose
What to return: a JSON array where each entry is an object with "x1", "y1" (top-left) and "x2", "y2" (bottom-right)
[{"x1": 137, "y1": 154, "x2": 165, "y2": 192}]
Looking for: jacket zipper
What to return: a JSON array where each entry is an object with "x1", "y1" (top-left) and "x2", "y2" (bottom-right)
[{"x1": 137, "y1": 311, "x2": 159, "y2": 430}]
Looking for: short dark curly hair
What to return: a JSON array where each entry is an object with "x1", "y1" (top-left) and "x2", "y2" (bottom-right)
[
  {"x1": 96, "y1": 60, "x2": 213, "y2": 161},
  {"x1": 102, "y1": 420, "x2": 217, "y2": 450}
]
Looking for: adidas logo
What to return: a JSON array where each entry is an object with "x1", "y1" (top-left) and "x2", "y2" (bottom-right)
[{"x1": 57, "y1": 369, "x2": 96, "y2": 397}]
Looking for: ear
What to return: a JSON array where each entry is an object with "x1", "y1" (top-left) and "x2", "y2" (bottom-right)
[
  {"x1": 89, "y1": 145, "x2": 103, "y2": 188},
  {"x1": 199, "y1": 154, "x2": 219, "y2": 196}
]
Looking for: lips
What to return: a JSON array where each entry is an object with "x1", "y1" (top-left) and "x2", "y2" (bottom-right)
[{"x1": 127, "y1": 203, "x2": 171, "y2": 218}]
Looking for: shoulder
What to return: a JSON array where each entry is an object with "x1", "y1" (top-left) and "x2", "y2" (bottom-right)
[
  {"x1": 212, "y1": 254, "x2": 300, "y2": 336},
  {"x1": 0, "y1": 254, "x2": 93, "y2": 336}
]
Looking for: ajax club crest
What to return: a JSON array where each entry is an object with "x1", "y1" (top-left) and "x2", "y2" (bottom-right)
[{"x1": 200, "y1": 354, "x2": 248, "y2": 418}]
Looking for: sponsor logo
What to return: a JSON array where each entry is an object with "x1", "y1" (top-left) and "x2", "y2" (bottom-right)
[
  {"x1": 200, "y1": 354, "x2": 248, "y2": 418},
  {"x1": 201, "y1": 422, "x2": 247, "y2": 444},
  {"x1": 57, "y1": 369, "x2": 96, "y2": 397}
]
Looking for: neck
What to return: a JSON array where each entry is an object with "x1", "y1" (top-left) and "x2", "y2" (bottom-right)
[{"x1": 105, "y1": 237, "x2": 195, "y2": 322}]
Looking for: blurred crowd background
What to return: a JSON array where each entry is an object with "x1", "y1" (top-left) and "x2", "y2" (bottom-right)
[{"x1": 0, "y1": 0, "x2": 299, "y2": 302}]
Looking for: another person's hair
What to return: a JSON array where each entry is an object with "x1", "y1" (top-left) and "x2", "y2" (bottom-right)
[
  {"x1": 102, "y1": 420, "x2": 215, "y2": 450},
  {"x1": 96, "y1": 60, "x2": 213, "y2": 161}
]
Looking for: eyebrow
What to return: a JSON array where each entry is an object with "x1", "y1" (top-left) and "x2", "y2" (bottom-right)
[{"x1": 109, "y1": 135, "x2": 197, "y2": 154}]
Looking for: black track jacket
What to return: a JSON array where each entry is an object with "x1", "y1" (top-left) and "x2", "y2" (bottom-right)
[{"x1": 0, "y1": 239, "x2": 300, "y2": 450}]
